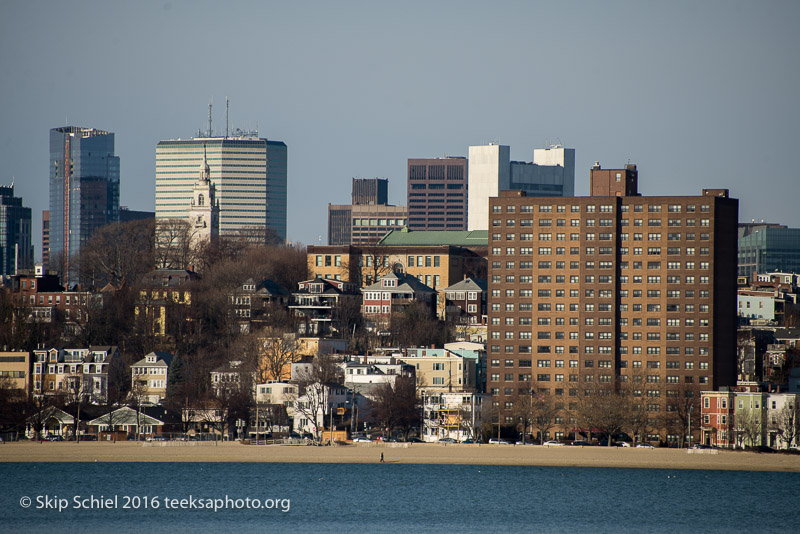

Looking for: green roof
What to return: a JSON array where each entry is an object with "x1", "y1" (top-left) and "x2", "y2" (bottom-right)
[{"x1": 377, "y1": 229, "x2": 488, "y2": 247}]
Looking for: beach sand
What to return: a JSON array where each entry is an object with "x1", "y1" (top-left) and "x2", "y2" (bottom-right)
[{"x1": 2, "y1": 441, "x2": 799, "y2": 472}]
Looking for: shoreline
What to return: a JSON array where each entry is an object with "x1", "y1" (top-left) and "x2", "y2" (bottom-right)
[{"x1": 2, "y1": 442, "x2": 799, "y2": 472}]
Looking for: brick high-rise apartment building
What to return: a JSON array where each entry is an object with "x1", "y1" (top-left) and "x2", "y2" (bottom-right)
[{"x1": 487, "y1": 164, "x2": 738, "y2": 441}]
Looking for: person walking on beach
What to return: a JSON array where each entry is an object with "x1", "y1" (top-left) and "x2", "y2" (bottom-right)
[{"x1": 380, "y1": 453, "x2": 384, "y2": 463}]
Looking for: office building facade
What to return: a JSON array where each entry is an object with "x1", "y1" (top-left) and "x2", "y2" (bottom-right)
[
  {"x1": 407, "y1": 157, "x2": 468, "y2": 231},
  {"x1": 49, "y1": 127, "x2": 120, "y2": 283},
  {"x1": 352, "y1": 178, "x2": 388, "y2": 205},
  {"x1": 738, "y1": 223, "x2": 800, "y2": 280},
  {"x1": 487, "y1": 174, "x2": 738, "y2": 441},
  {"x1": 468, "y1": 144, "x2": 575, "y2": 231},
  {"x1": 0, "y1": 184, "x2": 33, "y2": 277},
  {"x1": 328, "y1": 178, "x2": 406, "y2": 245},
  {"x1": 155, "y1": 135, "x2": 287, "y2": 243}
]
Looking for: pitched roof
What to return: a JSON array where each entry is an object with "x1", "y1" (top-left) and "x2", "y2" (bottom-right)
[
  {"x1": 377, "y1": 229, "x2": 488, "y2": 247},
  {"x1": 87, "y1": 406, "x2": 164, "y2": 426},
  {"x1": 444, "y1": 277, "x2": 487, "y2": 292},
  {"x1": 362, "y1": 271, "x2": 436, "y2": 294},
  {"x1": 132, "y1": 351, "x2": 174, "y2": 368}
]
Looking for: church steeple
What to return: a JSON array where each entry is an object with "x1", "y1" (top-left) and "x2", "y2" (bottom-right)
[
  {"x1": 188, "y1": 143, "x2": 219, "y2": 246},
  {"x1": 199, "y1": 144, "x2": 211, "y2": 182}
]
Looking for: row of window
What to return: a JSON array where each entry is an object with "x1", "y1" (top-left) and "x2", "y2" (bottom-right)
[
  {"x1": 492, "y1": 217, "x2": 712, "y2": 229},
  {"x1": 493, "y1": 232, "x2": 711, "y2": 242},
  {"x1": 489, "y1": 358, "x2": 709, "y2": 370},
  {"x1": 492, "y1": 204, "x2": 710, "y2": 214}
]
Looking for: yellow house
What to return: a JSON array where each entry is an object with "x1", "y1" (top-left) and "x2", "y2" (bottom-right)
[{"x1": 135, "y1": 269, "x2": 198, "y2": 337}]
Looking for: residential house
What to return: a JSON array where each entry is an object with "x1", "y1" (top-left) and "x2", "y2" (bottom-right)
[
  {"x1": 32, "y1": 346, "x2": 121, "y2": 403},
  {"x1": 341, "y1": 354, "x2": 416, "y2": 399},
  {"x1": 700, "y1": 390, "x2": 736, "y2": 448},
  {"x1": 210, "y1": 360, "x2": 256, "y2": 396},
  {"x1": 361, "y1": 271, "x2": 437, "y2": 328},
  {"x1": 131, "y1": 352, "x2": 173, "y2": 403},
  {"x1": 0, "y1": 351, "x2": 30, "y2": 396},
  {"x1": 229, "y1": 278, "x2": 291, "y2": 333},
  {"x1": 135, "y1": 268, "x2": 198, "y2": 339},
  {"x1": 700, "y1": 385, "x2": 799, "y2": 449},
  {"x1": 292, "y1": 382, "x2": 366, "y2": 439},
  {"x1": 252, "y1": 381, "x2": 297, "y2": 436},
  {"x1": 397, "y1": 347, "x2": 477, "y2": 393},
  {"x1": 6, "y1": 267, "x2": 108, "y2": 332},
  {"x1": 443, "y1": 277, "x2": 487, "y2": 328},
  {"x1": 289, "y1": 277, "x2": 360, "y2": 336},
  {"x1": 422, "y1": 392, "x2": 488, "y2": 442}
]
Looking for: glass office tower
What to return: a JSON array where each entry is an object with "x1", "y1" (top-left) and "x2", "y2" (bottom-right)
[{"x1": 49, "y1": 126, "x2": 120, "y2": 284}]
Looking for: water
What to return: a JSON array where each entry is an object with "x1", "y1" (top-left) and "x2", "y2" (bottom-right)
[{"x1": 2, "y1": 462, "x2": 798, "y2": 533}]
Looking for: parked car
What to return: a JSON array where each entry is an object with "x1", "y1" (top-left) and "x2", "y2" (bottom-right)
[
  {"x1": 438, "y1": 438, "x2": 457, "y2": 444},
  {"x1": 619, "y1": 441, "x2": 631, "y2": 447},
  {"x1": 636, "y1": 443, "x2": 655, "y2": 448},
  {"x1": 543, "y1": 440, "x2": 564, "y2": 447},
  {"x1": 353, "y1": 437, "x2": 372, "y2": 443},
  {"x1": 461, "y1": 438, "x2": 475, "y2": 444},
  {"x1": 46, "y1": 435, "x2": 64, "y2": 442},
  {"x1": 570, "y1": 440, "x2": 590, "y2": 446},
  {"x1": 489, "y1": 438, "x2": 510, "y2": 444},
  {"x1": 405, "y1": 437, "x2": 424, "y2": 443}
]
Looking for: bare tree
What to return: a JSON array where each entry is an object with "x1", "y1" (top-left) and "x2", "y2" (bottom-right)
[
  {"x1": 575, "y1": 381, "x2": 630, "y2": 446},
  {"x1": 370, "y1": 376, "x2": 418, "y2": 440},
  {"x1": 78, "y1": 219, "x2": 155, "y2": 290},
  {"x1": 734, "y1": 408, "x2": 763, "y2": 448},
  {"x1": 128, "y1": 379, "x2": 150, "y2": 441},
  {"x1": 155, "y1": 219, "x2": 198, "y2": 270},
  {"x1": 64, "y1": 372, "x2": 89, "y2": 442},
  {"x1": 770, "y1": 400, "x2": 800, "y2": 449},
  {"x1": 663, "y1": 382, "x2": 702, "y2": 448},
  {"x1": 256, "y1": 329, "x2": 299, "y2": 383},
  {"x1": 390, "y1": 301, "x2": 450, "y2": 349},
  {"x1": 356, "y1": 246, "x2": 393, "y2": 287},
  {"x1": 26, "y1": 394, "x2": 52, "y2": 441},
  {"x1": 291, "y1": 354, "x2": 343, "y2": 442}
]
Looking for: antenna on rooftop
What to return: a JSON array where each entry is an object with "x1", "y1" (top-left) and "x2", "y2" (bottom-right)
[
  {"x1": 226, "y1": 97, "x2": 229, "y2": 139},
  {"x1": 208, "y1": 99, "x2": 213, "y2": 137}
]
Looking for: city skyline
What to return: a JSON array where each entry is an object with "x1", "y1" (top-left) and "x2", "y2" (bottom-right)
[{"x1": 2, "y1": 1, "x2": 799, "y2": 258}]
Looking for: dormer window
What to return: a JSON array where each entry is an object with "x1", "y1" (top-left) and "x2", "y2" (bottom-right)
[{"x1": 383, "y1": 279, "x2": 396, "y2": 288}]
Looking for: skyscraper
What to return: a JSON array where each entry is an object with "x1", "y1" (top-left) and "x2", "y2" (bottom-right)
[
  {"x1": 49, "y1": 127, "x2": 120, "y2": 284},
  {"x1": 407, "y1": 157, "x2": 468, "y2": 230},
  {"x1": 487, "y1": 168, "x2": 738, "y2": 442},
  {"x1": 0, "y1": 184, "x2": 33, "y2": 277},
  {"x1": 467, "y1": 144, "x2": 575, "y2": 231},
  {"x1": 155, "y1": 134, "x2": 287, "y2": 243}
]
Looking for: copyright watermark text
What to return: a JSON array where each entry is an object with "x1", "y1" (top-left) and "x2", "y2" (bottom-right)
[{"x1": 19, "y1": 494, "x2": 290, "y2": 513}]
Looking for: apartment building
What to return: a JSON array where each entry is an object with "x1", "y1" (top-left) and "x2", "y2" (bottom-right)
[{"x1": 487, "y1": 166, "x2": 739, "y2": 436}]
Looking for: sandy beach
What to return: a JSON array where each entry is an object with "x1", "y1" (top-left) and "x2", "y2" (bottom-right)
[{"x1": 2, "y1": 441, "x2": 799, "y2": 472}]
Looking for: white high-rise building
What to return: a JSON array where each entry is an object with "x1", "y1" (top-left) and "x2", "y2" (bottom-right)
[
  {"x1": 467, "y1": 143, "x2": 574, "y2": 231},
  {"x1": 155, "y1": 134, "x2": 287, "y2": 243}
]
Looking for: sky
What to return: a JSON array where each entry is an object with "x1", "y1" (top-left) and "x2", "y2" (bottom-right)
[{"x1": 2, "y1": 0, "x2": 799, "y2": 258}]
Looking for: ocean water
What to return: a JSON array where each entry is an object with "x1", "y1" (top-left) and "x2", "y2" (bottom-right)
[{"x1": 2, "y1": 462, "x2": 798, "y2": 533}]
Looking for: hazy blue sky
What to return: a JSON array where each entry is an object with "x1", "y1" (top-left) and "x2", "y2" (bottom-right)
[{"x1": 2, "y1": 0, "x2": 799, "y2": 257}]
